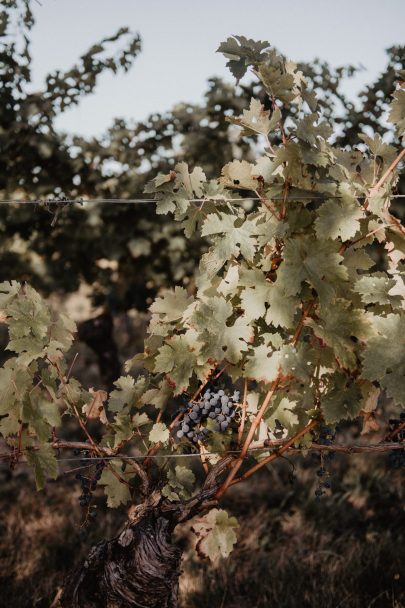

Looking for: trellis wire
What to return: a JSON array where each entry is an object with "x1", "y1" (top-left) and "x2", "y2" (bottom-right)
[
  {"x1": 0, "y1": 195, "x2": 404, "y2": 205},
  {"x1": 3, "y1": 442, "x2": 402, "y2": 465}
]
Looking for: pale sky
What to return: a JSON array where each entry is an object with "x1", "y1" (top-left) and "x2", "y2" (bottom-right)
[{"x1": 29, "y1": 0, "x2": 405, "y2": 137}]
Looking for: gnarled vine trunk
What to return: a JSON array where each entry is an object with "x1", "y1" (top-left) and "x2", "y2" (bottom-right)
[
  {"x1": 61, "y1": 510, "x2": 181, "y2": 608},
  {"x1": 61, "y1": 457, "x2": 232, "y2": 608}
]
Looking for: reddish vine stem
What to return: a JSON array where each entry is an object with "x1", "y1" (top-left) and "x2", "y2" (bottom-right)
[
  {"x1": 340, "y1": 148, "x2": 405, "y2": 256},
  {"x1": 230, "y1": 419, "x2": 318, "y2": 485},
  {"x1": 291, "y1": 298, "x2": 316, "y2": 346},
  {"x1": 238, "y1": 379, "x2": 248, "y2": 447},
  {"x1": 369, "y1": 148, "x2": 405, "y2": 195},
  {"x1": 280, "y1": 179, "x2": 289, "y2": 220},
  {"x1": 217, "y1": 296, "x2": 317, "y2": 498},
  {"x1": 216, "y1": 378, "x2": 281, "y2": 498}
]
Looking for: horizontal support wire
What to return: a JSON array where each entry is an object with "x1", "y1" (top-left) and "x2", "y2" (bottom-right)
[
  {"x1": 1, "y1": 442, "x2": 402, "y2": 465},
  {"x1": 0, "y1": 195, "x2": 404, "y2": 205},
  {"x1": 53, "y1": 442, "x2": 405, "y2": 461}
]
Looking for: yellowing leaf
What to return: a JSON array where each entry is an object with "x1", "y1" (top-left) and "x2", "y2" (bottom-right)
[
  {"x1": 228, "y1": 97, "x2": 281, "y2": 136},
  {"x1": 192, "y1": 508, "x2": 239, "y2": 562},
  {"x1": 244, "y1": 345, "x2": 282, "y2": 383},
  {"x1": 220, "y1": 160, "x2": 258, "y2": 190},
  {"x1": 149, "y1": 422, "x2": 170, "y2": 444},
  {"x1": 83, "y1": 388, "x2": 108, "y2": 424}
]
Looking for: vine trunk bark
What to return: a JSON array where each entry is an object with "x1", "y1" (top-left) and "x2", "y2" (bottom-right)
[
  {"x1": 61, "y1": 509, "x2": 182, "y2": 608},
  {"x1": 61, "y1": 457, "x2": 233, "y2": 608}
]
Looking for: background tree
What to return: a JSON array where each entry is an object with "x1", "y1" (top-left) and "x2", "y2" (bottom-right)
[{"x1": 1, "y1": 1, "x2": 404, "y2": 394}]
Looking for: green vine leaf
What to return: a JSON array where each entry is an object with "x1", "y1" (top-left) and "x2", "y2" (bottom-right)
[
  {"x1": 108, "y1": 375, "x2": 148, "y2": 413},
  {"x1": 162, "y1": 465, "x2": 196, "y2": 502},
  {"x1": 150, "y1": 287, "x2": 194, "y2": 322},
  {"x1": 154, "y1": 335, "x2": 199, "y2": 393},
  {"x1": 361, "y1": 314, "x2": 405, "y2": 406},
  {"x1": 315, "y1": 197, "x2": 363, "y2": 241},
  {"x1": 99, "y1": 463, "x2": 132, "y2": 508},
  {"x1": 26, "y1": 444, "x2": 58, "y2": 491},
  {"x1": 217, "y1": 35, "x2": 270, "y2": 81},
  {"x1": 388, "y1": 86, "x2": 405, "y2": 140}
]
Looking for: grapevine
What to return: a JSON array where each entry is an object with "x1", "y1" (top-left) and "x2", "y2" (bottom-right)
[{"x1": 0, "y1": 32, "x2": 404, "y2": 607}]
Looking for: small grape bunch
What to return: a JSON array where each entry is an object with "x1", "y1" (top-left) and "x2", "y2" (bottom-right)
[
  {"x1": 75, "y1": 458, "x2": 105, "y2": 512},
  {"x1": 314, "y1": 425, "x2": 336, "y2": 499},
  {"x1": 175, "y1": 388, "x2": 240, "y2": 443}
]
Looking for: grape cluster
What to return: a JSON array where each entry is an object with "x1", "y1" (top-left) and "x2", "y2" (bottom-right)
[
  {"x1": 313, "y1": 425, "x2": 336, "y2": 499},
  {"x1": 73, "y1": 450, "x2": 105, "y2": 520},
  {"x1": 175, "y1": 388, "x2": 239, "y2": 443},
  {"x1": 387, "y1": 414, "x2": 405, "y2": 469}
]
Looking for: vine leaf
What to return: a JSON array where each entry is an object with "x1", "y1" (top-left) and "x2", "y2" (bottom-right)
[
  {"x1": 141, "y1": 380, "x2": 173, "y2": 409},
  {"x1": 149, "y1": 422, "x2": 170, "y2": 444},
  {"x1": 361, "y1": 314, "x2": 405, "y2": 406},
  {"x1": 162, "y1": 465, "x2": 196, "y2": 502},
  {"x1": 0, "y1": 280, "x2": 20, "y2": 309},
  {"x1": 154, "y1": 335, "x2": 198, "y2": 393},
  {"x1": 175, "y1": 162, "x2": 206, "y2": 197},
  {"x1": 201, "y1": 212, "x2": 259, "y2": 271},
  {"x1": 305, "y1": 301, "x2": 372, "y2": 370},
  {"x1": 0, "y1": 411, "x2": 19, "y2": 435},
  {"x1": 228, "y1": 97, "x2": 281, "y2": 136},
  {"x1": 192, "y1": 508, "x2": 239, "y2": 562},
  {"x1": 265, "y1": 397, "x2": 299, "y2": 432},
  {"x1": 26, "y1": 444, "x2": 58, "y2": 491},
  {"x1": 83, "y1": 388, "x2": 108, "y2": 423},
  {"x1": 217, "y1": 35, "x2": 270, "y2": 80},
  {"x1": 108, "y1": 375, "x2": 147, "y2": 413},
  {"x1": 354, "y1": 274, "x2": 402, "y2": 307},
  {"x1": 244, "y1": 345, "x2": 282, "y2": 383},
  {"x1": 219, "y1": 160, "x2": 258, "y2": 191},
  {"x1": 99, "y1": 463, "x2": 131, "y2": 508},
  {"x1": 295, "y1": 113, "x2": 332, "y2": 145},
  {"x1": 315, "y1": 197, "x2": 363, "y2": 241},
  {"x1": 321, "y1": 375, "x2": 362, "y2": 423},
  {"x1": 389, "y1": 87, "x2": 405, "y2": 140},
  {"x1": 190, "y1": 296, "x2": 252, "y2": 364},
  {"x1": 150, "y1": 286, "x2": 194, "y2": 322},
  {"x1": 276, "y1": 236, "x2": 348, "y2": 304}
]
